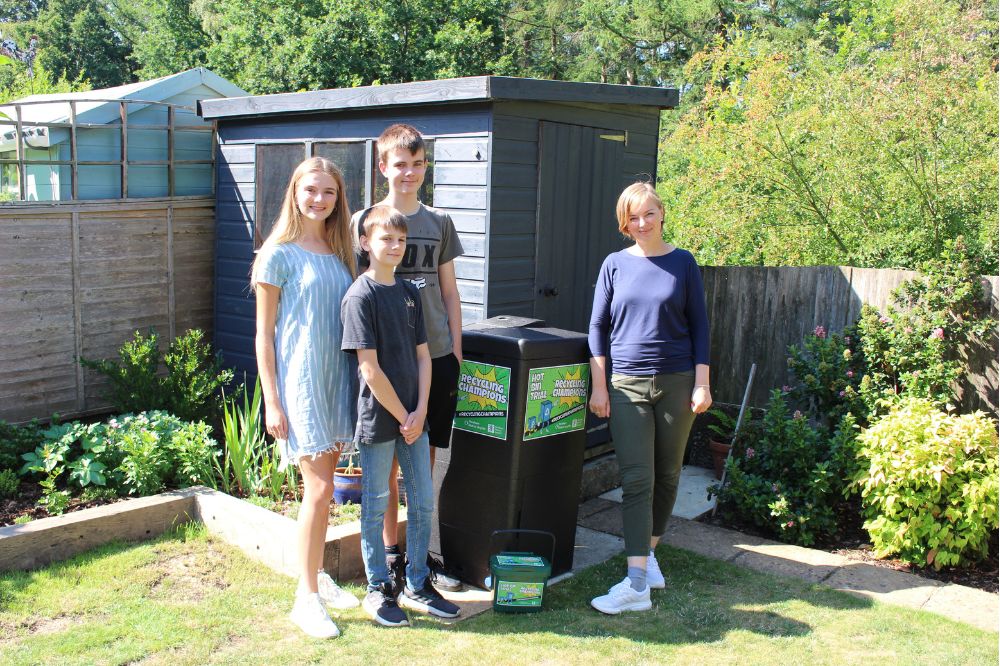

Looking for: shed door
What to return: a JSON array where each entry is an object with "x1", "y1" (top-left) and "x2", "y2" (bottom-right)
[{"x1": 534, "y1": 122, "x2": 626, "y2": 333}]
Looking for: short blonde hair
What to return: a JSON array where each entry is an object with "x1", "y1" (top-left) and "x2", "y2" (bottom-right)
[{"x1": 616, "y1": 182, "x2": 663, "y2": 238}]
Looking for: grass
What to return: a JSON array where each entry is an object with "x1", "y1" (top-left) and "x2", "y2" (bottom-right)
[{"x1": 1, "y1": 526, "x2": 995, "y2": 666}]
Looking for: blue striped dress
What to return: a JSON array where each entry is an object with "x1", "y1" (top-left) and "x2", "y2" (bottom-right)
[{"x1": 255, "y1": 242, "x2": 355, "y2": 464}]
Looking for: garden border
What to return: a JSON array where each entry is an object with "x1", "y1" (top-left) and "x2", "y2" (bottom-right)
[{"x1": 0, "y1": 486, "x2": 405, "y2": 582}]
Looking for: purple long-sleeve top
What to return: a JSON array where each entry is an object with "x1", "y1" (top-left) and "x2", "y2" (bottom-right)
[{"x1": 588, "y1": 248, "x2": 710, "y2": 375}]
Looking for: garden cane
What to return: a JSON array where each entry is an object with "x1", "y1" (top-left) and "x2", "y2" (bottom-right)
[{"x1": 711, "y1": 363, "x2": 756, "y2": 517}]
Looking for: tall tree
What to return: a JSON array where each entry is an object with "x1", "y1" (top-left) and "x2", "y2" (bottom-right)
[{"x1": 33, "y1": 0, "x2": 134, "y2": 88}]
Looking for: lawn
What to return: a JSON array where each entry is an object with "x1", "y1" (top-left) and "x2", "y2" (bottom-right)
[{"x1": 1, "y1": 525, "x2": 995, "y2": 666}]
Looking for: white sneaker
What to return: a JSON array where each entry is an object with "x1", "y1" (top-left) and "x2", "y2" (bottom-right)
[
  {"x1": 590, "y1": 577, "x2": 652, "y2": 615},
  {"x1": 317, "y1": 571, "x2": 360, "y2": 610},
  {"x1": 646, "y1": 554, "x2": 665, "y2": 589},
  {"x1": 290, "y1": 592, "x2": 341, "y2": 639}
]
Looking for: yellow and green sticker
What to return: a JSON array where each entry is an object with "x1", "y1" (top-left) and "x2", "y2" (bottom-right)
[
  {"x1": 453, "y1": 360, "x2": 511, "y2": 440},
  {"x1": 523, "y1": 363, "x2": 590, "y2": 441}
]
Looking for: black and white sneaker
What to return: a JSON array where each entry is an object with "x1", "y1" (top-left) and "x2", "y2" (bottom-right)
[
  {"x1": 399, "y1": 581, "x2": 461, "y2": 618},
  {"x1": 363, "y1": 582, "x2": 409, "y2": 627},
  {"x1": 427, "y1": 554, "x2": 463, "y2": 591}
]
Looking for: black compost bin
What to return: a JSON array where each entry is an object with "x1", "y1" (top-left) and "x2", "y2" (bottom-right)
[{"x1": 431, "y1": 316, "x2": 590, "y2": 587}]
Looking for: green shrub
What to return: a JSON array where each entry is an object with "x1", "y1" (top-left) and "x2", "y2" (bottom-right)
[
  {"x1": 104, "y1": 412, "x2": 220, "y2": 495},
  {"x1": 787, "y1": 325, "x2": 867, "y2": 428},
  {"x1": 857, "y1": 239, "x2": 996, "y2": 414},
  {"x1": 711, "y1": 390, "x2": 858, "y2": 546},
  {"x1": 20, "y1": 412, "x2": 219, "y2": 502},
  {"x1": 0, "y1": 468, "x2": 19, "y2": 498},
  {"x1": 0, "y1": 420, "x2": 44, "y2": 471},
  {"x1": 80, "y1": 328, "x2": 233, "y2": 425},
  {"x1": 853, "y1": 398, "x2": 999, "y2": 569}
]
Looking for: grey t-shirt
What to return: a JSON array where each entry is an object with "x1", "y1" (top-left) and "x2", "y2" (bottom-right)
[
  {"x1": 352, "y1": 203, "x2": 464, "y2": 359},
  {"x1": 341, "y1": 275, "x2": 427, "y2": 444}
]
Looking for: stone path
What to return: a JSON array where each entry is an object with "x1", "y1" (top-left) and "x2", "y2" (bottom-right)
[
  {"x1": 444, "y1": 465, "x2": 998, "y2": 633},
  {"x1": 576, "y1": 467, "x2": 999, "y2": 633}
]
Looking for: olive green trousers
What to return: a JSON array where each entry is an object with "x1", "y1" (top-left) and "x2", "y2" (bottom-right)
[{"x1": 609, "y1": 371, "x2": 696, "y2": 556}]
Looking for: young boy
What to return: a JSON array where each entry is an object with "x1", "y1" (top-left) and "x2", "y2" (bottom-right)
[
  {"x1": 341, "y1": 205, "x2": 461, "y2": 627},
  {"x1": 352, "y1": 123, "x2": 464, "y2": 592}
]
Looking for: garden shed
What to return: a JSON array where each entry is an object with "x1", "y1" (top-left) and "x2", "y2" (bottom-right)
[
  {"x1": 199, "y1": 76, "x2": 677, "y2": 377},
  {"x1": 0, "y1": 68, "x2": 246, "y2": 201}
]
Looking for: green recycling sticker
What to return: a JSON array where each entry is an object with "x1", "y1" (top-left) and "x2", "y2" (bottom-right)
[
  {"x1": 523, "y1": 363, "x2": 590, "y2": 441},
  {"x1": 453, "y1": 360, "x2": 511, "y2": 440}
]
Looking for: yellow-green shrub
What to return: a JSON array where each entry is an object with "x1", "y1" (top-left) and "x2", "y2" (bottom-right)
[{"x1": 854, "y1": 398, "x2": 998, "y2": 569}]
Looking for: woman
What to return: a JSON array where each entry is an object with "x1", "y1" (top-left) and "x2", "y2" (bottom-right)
[
  {"x1": 251, "y1": 157, "x2": 360, "y2": 638},
  {"x1": 587, "y1": 182, "x2": 712, "y2": 614}
]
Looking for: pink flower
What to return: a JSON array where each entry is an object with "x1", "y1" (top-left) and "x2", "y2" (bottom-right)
[
  {"x1": 771, "y1": 484, "x2": 780, "y2": 493},
  {"x1": 844, "y1": 336, "x2": 851, "y2": 344},
  {"x1": 879, "y1": 315, "x2": 891, "y2": 324},
  {"x1": 839, "y1": 390, "x2": 846, "y2": 398},
  {"x1": 781, "y1": 385, "x2": 793, "y2": 392},
  {"x1": 931, "y1": 327, "x2": 945, "y2": 340},
  {"x1": 785, "y1": 521, "x2": 795, "y2": 528},
  {"x1": 813, "y1": 326, "x2": 827, "y2": 339},
  {"x1": 846, "y1": 370, "x2": 854, "y2": 378},
  {"x1": 745, "y1": 447, "x2": 756, "y2": 459},
  {"x1": 793, "y1": 410, "x2": 803, "y2": 419}
]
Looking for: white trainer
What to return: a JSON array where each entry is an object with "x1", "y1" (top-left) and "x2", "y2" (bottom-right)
[
  {"x1": 590, "y1": 577, "x2": 652, "y2": 615},
  {"x1": 290, "y1": 592, "x2": 341, "y2": 639},
  {"x1": 317, "y1": 571, "x2": 360, "y2": 610},
  {"x1": 646, "y1": 554, "x2": 666, "y2": 589}
]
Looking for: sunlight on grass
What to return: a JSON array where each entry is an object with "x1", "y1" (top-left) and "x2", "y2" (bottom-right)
[{"x1": 1, "y1": 526, "x2": 995, "y2": 666}]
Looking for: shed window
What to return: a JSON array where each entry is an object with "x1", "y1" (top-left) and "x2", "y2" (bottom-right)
[
  {"x1": 254, "y1": 143, "x2": 306, "y2": 249},
  {"x1": 255, "y1": 141, "x2": 370, "y2": 250},
  {"x1": 313, "y1": 142, "x2": 366, "y2": 214}
]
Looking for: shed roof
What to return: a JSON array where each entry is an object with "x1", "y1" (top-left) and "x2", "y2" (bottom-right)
[
  {"x1": 0, "y1": 67, "x2": 247, "y2": 127},
  {"x1": 198, "y1": 76, "x2": 678, "y2": 121}
]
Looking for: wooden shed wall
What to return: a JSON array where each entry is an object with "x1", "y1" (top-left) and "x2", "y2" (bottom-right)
[
  {"x1": 487, "y1": 101, "x2": 661, "y2": 319},
  {"x1": 214, "y1": 107, "x2": 491, "y2": 378},
  {"x1": 0, "y1": 198, "x2": 215, "y2": 423}
]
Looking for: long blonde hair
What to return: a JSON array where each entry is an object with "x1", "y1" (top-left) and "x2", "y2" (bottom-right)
[{"x1": 251, "y1": 157, "x2": 356, "y2": 289}]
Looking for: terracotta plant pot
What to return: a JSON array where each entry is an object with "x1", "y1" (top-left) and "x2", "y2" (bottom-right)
[
  {"x1": 333, "y1": 466, "x2": 363, "y2": 505},
  {"x1": 708, "y1": 439, "x2": 732, "y2": 480}
]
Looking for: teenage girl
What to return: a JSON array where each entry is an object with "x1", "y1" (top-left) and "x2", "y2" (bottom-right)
[{"x1": 251, "y1": 157, "x2": 360, "y2": 638}]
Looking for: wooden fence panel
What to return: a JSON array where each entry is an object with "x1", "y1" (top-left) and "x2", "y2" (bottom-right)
[
  {"x1": 704, "y1": 266, "x2": 999, "y2": 414},
  {"x1": 0, "y1": 198, "x2": 215, "y2": 423}
]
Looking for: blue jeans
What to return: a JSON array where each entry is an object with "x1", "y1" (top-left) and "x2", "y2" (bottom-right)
[{"x1": 359, "y1": 432, "x2": 434, "y2": 591}]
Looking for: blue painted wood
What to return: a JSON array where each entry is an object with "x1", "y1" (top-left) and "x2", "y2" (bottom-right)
[{"x1": 217, "y1": 107, "x2": 490, "y2": 143}]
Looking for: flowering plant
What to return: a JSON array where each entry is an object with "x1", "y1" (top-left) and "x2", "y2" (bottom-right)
[{"x1": 710, "y1": 390, "x2": 858, "y2": 546}]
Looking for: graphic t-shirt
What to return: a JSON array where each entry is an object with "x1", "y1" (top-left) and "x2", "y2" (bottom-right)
[{"x1": 353, "y1": 203, "x2": 463, "y2": 358}]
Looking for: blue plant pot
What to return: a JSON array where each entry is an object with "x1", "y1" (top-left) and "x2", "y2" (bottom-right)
[{"x1": 333, "y1": 467, "x2": 363, "y2": 505}]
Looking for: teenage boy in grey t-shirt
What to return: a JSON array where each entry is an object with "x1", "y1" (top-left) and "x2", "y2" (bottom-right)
[{"x1": 341, "y1": 205, "x2": 461, "y2": 627}]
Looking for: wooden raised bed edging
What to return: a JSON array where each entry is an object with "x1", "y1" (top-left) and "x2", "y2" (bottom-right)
[{"x1": 0, "y1": 486, "x2": 406, "y2": 583}]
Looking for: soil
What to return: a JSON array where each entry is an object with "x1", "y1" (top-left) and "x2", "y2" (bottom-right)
[
  {"x1": 703, "y1": 497, "x2": 999, "y2": 594},
  {"x1": 0, "y1": 480, "x2": 126, "y2": 527}
]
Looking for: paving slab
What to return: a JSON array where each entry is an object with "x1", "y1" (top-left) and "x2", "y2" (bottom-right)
[
  {"x1": 921, "y1": 583, "x2": 999, "y2": 633},
  {"x1": 824, "y1": 563, "x2": 942, "y2": 609},
  {"x1": 577, "y1": 497, "x2": 618, "y2": 520},
  {"x1": 661, "y1": 517, "x2": 774, "y2": 563},
  {"x1": 731, "y1": 543, "x2": 849, "y2": 584},
  {"x1": 436, "y1": 586, "x2": 494, "y2": 624},
  {"x1": 598, "y1": 466, "x2": 717, "y2": 520},
  {"x1": 576, "y1": 503, "x2": 624, "y2": 538},
  {"x1": 572, "y1": 526, "x2": 624, "y2": 573}
]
